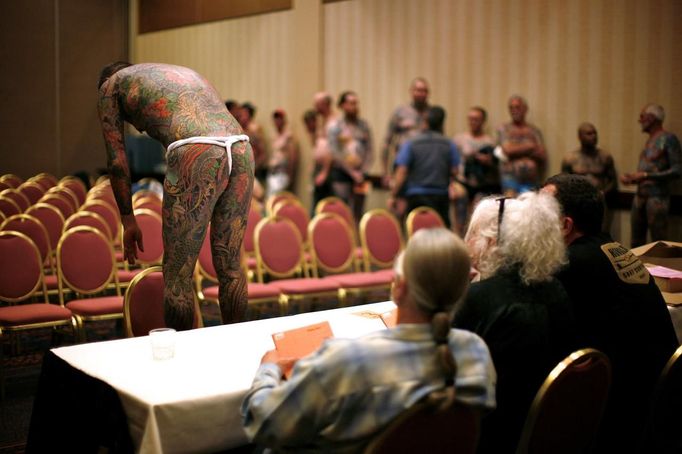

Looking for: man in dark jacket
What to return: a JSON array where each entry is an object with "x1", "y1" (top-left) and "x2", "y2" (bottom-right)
[{"x1": 543, "y1": 173, "x2": 678, "y2": 452}]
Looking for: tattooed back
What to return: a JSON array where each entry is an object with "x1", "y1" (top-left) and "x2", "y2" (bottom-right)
[{"x1": 103, "y1": 63, "x2": 241, "y2": 146}]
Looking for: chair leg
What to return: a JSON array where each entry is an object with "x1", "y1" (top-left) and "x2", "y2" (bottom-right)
[{"x1": 279, "y1": 295, "x2": 289, "y2": 316}]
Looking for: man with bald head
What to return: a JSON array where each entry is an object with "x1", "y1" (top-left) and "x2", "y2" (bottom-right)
[
  {"x1": 621, "y1": 104, "x2": 681, "y2": 246},
  {"x1": 562, "y1": 122, "x2": 617, "y2": 231},
  {"x1": 496, "y1": 95, "x2": 547, "y2": 196}
]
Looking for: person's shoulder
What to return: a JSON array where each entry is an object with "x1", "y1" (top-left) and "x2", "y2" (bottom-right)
[{"x1": 663, "y1": 130, "x2": 681, "y2": 147}]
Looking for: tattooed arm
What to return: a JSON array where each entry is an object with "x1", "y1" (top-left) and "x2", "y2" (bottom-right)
[{"x1": 97, "y1": 84, "x2": 144, "y2": 264}]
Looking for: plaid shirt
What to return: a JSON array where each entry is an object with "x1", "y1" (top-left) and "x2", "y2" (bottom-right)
[{"x1": 241, "y1": 324, "x2": 496, "y2": 453}]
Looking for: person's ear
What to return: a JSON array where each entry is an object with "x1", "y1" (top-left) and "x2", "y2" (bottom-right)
[
  {"x1": 561, "y1": 215, "x2": 575, "y2": 237},
  {"x1": 391, "y1": 276, "x2": 407, "y2": 303}
]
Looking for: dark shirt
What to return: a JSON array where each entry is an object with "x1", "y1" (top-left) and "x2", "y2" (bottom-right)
[
  {"x1": 636, "y1": 131, "x2": 681, "y2": 197},
  {"x1": 395, "y1": 131, "x2": 460, "y2": 196},
  {"x1": 556, "y1": 233, "x2": 678, "y2": 451},
  {"x1": 453, "y1": 267, "x2": 576, "y2": 454}
]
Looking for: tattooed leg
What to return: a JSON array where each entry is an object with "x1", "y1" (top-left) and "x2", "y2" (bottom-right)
[
  {"x1": 163, "y1": 144, "x2": 226, "y2": 330},
  {"x1": 211, "y1": 141, "x2": 254, "y2": 324}
]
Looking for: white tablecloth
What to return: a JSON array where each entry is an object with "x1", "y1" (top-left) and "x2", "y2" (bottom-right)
[{"x1": 52, "y1": 301, "x2": 396, "y2": 454}]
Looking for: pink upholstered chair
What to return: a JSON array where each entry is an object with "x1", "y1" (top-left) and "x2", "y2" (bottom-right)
[
  {"x1": 0, "y1": 231, "x2": 75, "y2": 399},
  {"x1": 254, "y1": 216, "x2": 341, "y2": 314},
  {"x1": 132, "y1": 196, "x2": 162, "y2": 216},
  {"x1": 123, "y1": 266, "x2": 202, "y2": 337},
  {"x1": 194, "y1": 225, "x2": 281, "y2": 320},
  {"x1": 405, "y1": 206, "x2": 445, "y2": 238},
  {"x1": 57, "y1": 226, "x2": 124, "y2": 341},
  {"x1": 273, "y1": 199, "x2": 314, "y2": 276},
  {"x1": 315, "y1": 196, "x2": 363, "y2": 270},
  {"x1": 365, "y1": 396, "x2": 480, "y2": 454},
  {"x1": 1, "y1": 188, "x2": 30, "y2": 212},
  {"x1": 18, "y1": 181, "x2": 47, "y2": 205},
  {"x1": 26, "y1": 203, "x2": 65, "y2": 258},
  {"x1": 80, "y1": 199, "x2": 120, "y2": 244},
  {"x1": 131, "y1": 208, "x2": 163, "y2": 266},
  {"x1": 59, "y1": 176, "x2": 87, "y2": 206},
  {"x1": 46, "y1": 185, "x2": 80, "y2": 211},
  {"x1": 30, "y1": 172, "x2": 59, "y2": 190},
  {"x1": 0, "y1": 174, "x2": 24, "y2": 189},
  {"x1": 516, "y1": 348, "x2": 612, "y2": 454},
  {"x1": 0, "y1": 196, "x2": 21, "y2": 218},
  {"x1": 309, "y1": 213, "x2": 393, "y2": 303},
  {"x1": 359, "y1": 209, "x2": 405, "y2": 271},
  {"x1": 265, "y1": 190, "x2": 298, "y2": 215},
  {"x1": 1, "y1": 213, "x2": 53, "y2": 274},
  {"x1": 39, "y1": 193, "x2": 76, "y2": 220},
  {"x1": 63, "y1": 211, "x2": 112, "y2": 240}
]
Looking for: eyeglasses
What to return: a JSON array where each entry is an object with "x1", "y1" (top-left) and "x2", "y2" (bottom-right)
[{"x1": 496, "y1": 197, "x2": 509, "y2": 241}]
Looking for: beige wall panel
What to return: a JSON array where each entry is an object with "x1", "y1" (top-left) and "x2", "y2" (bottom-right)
[
  {"x1": 132, "y1": 0, "x2": 682, "y2": 235},
  {"x1": 322, "y1": 0, "x2": 681, "y2": 184}
]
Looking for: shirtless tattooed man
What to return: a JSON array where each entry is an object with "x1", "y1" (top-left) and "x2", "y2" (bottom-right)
[{"x1": 97, "y1": 62, "x2": 254, "y2": 330}]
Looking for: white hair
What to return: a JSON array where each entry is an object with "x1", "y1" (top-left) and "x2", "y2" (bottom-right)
[
  {"x1": 465, "y1": 192, "x2": 567, "y2": 285},
  {"x1": 644, "y1": 104, "x2": 665, "y2": 122}
]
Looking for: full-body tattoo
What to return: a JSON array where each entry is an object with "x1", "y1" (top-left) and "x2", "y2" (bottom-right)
[{"x1": 98, "y1": 63, "x2": 252, "y2": 329}]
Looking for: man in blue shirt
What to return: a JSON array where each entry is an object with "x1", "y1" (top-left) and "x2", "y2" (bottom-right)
[{"x1": 389, "y1": 106, "x2": 460, "y2": 228}]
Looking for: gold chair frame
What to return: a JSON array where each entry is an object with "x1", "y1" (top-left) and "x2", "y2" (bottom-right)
[
  {"x1": 405, "y1": 205, "x2": 445, "y2": 238},
  {"x1": 359, "y1": 209, "x2": 405, "y2": 271}
]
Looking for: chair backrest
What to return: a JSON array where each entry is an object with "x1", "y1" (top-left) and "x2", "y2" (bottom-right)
[
  {"x1": 0, "y1": 196, "x2": 22, "y2": 218},
  {"x1": 365, "y1": 394, "x2": 480, "y2": 454},
  {"x1": 308, "y1": 213, "x2": 355, "y2": 276},
  {"x1": 244, "y1": 203, "x2": 263, "y2": 255},
  {"x1": 18, "y1": 181, "x2": 47, "y2": 205},
  {"x1": 254, "y1": 216, "x2": 305, "y2": 282},
  {"x1": 516, "y1": 348, "x2": 612, "y2": 454},
  {"x1": 0, "y1": 230, "x2": 47, "y2": 303},
  {"x1": 31, "y1": 172, "x2": 59, "y2": 189},
  {"x1": 80, "y1": 199, "x2": 120, "y2": 242},
  {"x1": 406, "y1": 206, "x2": 445, "y2": 238},
  {"x1": 0, "y1": 173, "x2": 24, "y2": 189},
  {"x1": 272, "y1": 198, "x2": 310, "y2": 243},
  {"x1": 132, "y1": 189, "x2": 161, "y2": 204},
  {"x1": 59, "y1": 176, "x2": 87, "y2": 206},
  {"x1": 649, "y1": 344, "x2": 682, "y2": 452},
  {"x1": 133, "y1": 208, "x2": 163, "y2": 265},
  {"x1": 63, "y1": 211, "x2": 112, "y2": 239},
  {"x1": 1, "y1": 188, "x2": 30, "y2": 212},
  {"x1": 359, "y1": 209, "x2": 404, "y2": 270},
  {"x1": 123, "y1": 266, "x2": 201, "y2": 337},
  {"x1": 0, "y1": 181, "x2": 11, "y2": 192},
  {"x1": 47, "y1": 185, "x2": 80, "y2": 211},
  {"x1": 25, "y1": 203, "x2": 65, "y2": 253},
  {"x1": 1, "y1": 214, "x2": 52, "y2": 271},
  {"x1": 86, "y1": 184, "x2": 117, "y2": 209},
  {"x1": 57, "y1": 226, "x2": 120, "y2": 301},
  {"x1": 40, "y1": 193, "x2": 76, "y2": 219},
  {"x1": 315, "y1": 196, "x2": 355, "y2": 228},
  {"x1": 133, "y1": 196, "x2": 162, "y2": 216},
  {"x1": 265, "y1": 190, "x2": 298, "y2": 215}
]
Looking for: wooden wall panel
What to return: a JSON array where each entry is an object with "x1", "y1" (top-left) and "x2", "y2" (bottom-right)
[{"x1": 138, "y1": 0, "x2": 292, "y2": 33}]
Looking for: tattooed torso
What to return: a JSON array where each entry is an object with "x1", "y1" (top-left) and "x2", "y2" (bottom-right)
[{"x1": 104, "y1": 63, "x2": 241, "y2": 145}]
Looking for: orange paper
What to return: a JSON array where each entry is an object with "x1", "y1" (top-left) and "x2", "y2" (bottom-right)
[{"x1": 272, "y1": 321, "x2": 334, "y2": 360}]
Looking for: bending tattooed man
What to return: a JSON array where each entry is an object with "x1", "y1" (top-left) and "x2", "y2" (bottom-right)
[{"x1": 97, "y1": 62, "x2": 254, "y2": 329}]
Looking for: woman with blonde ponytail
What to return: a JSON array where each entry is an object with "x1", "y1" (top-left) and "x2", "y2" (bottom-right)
[{"x1": 242, "y1": 228, "x2": 496, "y2": 453}]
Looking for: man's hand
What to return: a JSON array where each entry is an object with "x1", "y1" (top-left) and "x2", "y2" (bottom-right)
[
  {"x1": 121, "y1": 214, "x2": 144, "y2": 265},
  {"x1": 261, "y1": 349, "x2": 298, "y2": 378},
  {"x1": 620, "y1": 172, "x2": 646, "y2": 185}
]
